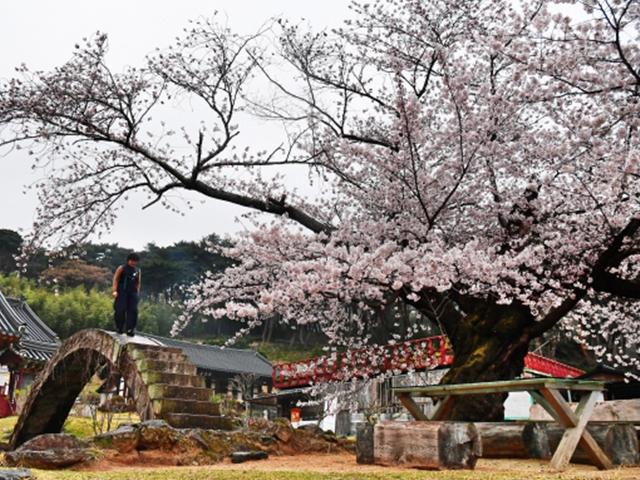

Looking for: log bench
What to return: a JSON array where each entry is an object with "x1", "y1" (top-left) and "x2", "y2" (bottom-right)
[
  {"x1": 373, "y1": 421, "x2": 481, "y2": 469},
  {"x1": 394, "y1": 378, "x2": 613, "y2": 470},
  {"x1": 476, "y1": 421, "x2": 639, "y2": 465}
]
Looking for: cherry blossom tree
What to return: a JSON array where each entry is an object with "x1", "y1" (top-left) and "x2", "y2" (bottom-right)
[{"x1": 1, "y1": 0, "x2": 639, "y2": 420}]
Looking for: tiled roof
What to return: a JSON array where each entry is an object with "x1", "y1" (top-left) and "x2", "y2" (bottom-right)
[
  {"x1": 5, "y1": 297, "x2": 60, "y2": 344},
  {"x1": 140, "y1": 333, "x2": 272, "y2": 378},
  {"x1": 0, "y1": 291, "x2": 61, "y2": 363},
  {"x1": 16, "y1": 339, "x2": 60, "y2": 363},
  {"x1": 0, "y1": 294, "x2": 21, "y2": 339}
]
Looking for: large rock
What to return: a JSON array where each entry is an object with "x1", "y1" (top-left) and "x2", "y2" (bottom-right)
[
  {"x1": 249, "y1": 418, "x2": 293, "y2": 444},
  {"x1": 273, "y1": 421, "x2": 294, "y2": 443},
  {"x1": 11, "y1": 434, "x2": 87, "y2": 451},
  {"x1": 191, "y1": 429, "x2": 272, "y2": 461},
  {"x1": 287, "y1": 427, "x2": 337, "y2": 454},
  {"x1": 93, "y1": 425, "x2": 140, "y2": 453},
  {"x1": 5, "y1": 434, "x2": 92, "y2": 469},
  {"x1": 0, "y1": 470, "x2": 35, "y2": 480},
  {"x1": 92, "y1": 420, "x2": 182, "y2": 452},
  {"x1": 138, "y1": 420, "x2": 181, "y2": 450}
]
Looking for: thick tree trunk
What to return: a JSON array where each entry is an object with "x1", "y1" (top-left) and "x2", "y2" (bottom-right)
[{"x1": 438, "y1": 299, "x2": 534, "y2": 421}]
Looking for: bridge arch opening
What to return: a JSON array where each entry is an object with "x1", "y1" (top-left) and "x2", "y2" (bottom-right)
[{"x1": 10, "y1": 330, "x2": 153, "y2": 449}]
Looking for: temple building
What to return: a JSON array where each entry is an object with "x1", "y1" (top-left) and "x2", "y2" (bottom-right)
[{"x1": 0, "y1": 291, "x2": 61, "y2": 416}]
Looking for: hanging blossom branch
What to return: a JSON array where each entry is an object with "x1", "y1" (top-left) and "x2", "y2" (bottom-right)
[{"x1": 0, "y1": 21, "x2": 332, "y2": 258}]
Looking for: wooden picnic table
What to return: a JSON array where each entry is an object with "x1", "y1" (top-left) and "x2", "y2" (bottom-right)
[{"x1": 393, "y1": 378, "x2": 612, "y2": 470}]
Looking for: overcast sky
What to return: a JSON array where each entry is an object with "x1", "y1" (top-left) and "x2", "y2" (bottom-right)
[{"x1": 0, "y1": 1, "x2": 351, "y2": 249}]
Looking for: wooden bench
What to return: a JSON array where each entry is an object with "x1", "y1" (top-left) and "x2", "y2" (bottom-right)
[{"x1": 394, "y1": 378, "x2": 613, "y2": 470}]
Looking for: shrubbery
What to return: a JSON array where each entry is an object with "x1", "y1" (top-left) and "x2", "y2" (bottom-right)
[{"x1": 0, "y1": 274, "x2": 178, "y2": 338}]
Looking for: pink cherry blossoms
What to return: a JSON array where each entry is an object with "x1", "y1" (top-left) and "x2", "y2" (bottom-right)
[{"x1": 1, "y1": 0, "x2": 639, "y2": 375}]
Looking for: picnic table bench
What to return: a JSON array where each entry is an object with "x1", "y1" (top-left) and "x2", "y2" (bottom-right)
[{"x1": 393, "y1": 378, "x2": 613, "y2": 470}]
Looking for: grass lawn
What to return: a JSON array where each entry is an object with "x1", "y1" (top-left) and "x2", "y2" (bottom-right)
[
  {"x1": 27, "y1": 465, "x2": 638, "y2": 480},
  {"x1": 31, "y1": 472, "x2": 503, "y2": 480},
  {"x1": 0, "y1": 414, "x2": 139, "y2": 443},
  {"x1": 20, "y1": 453, "x2": 640, "y2": 480}
]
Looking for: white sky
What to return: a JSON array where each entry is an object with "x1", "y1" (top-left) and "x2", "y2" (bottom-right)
[{"x1": 0, "y1": 1, "x2": 351, "y2": 249}]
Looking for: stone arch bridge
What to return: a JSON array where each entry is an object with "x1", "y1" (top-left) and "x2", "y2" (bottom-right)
[{"x1": 10, "y1": 329, "x2": 232, "y2": 449}]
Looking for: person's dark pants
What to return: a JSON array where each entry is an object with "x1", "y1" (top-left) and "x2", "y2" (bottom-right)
[{"x1": 114, "y1": 292, "x2": 139, "y2": 333}]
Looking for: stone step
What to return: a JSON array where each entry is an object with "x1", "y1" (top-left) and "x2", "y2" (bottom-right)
[
  {"x1": 151, "y1": 398, "x2": 220, "y2": 416},
  {"x1": 141, "y1": 371, "x2": 205, "y2": 388},
  {"x1": 136, "y1": 359, "x2": 197, "y2": 376},
  {"x1": 129, "y1": 348, "x2": 188, "y2": 363},
  {"x1": 147, "y1": 384, "x2": 212, "y2": 402},
  {"x1": 163, "y1": 413, "x2": 240, "y2": 430}
]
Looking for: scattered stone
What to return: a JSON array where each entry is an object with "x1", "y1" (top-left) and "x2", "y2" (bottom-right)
[
  {"x1": 94, "y1": 425, "x2": 139, "y2": 453},
  {"x1": 230, "y1": 450, "x2": 269, "y2": 463},
  {"x1": 0, "y1": 469, "x2": 34, "y2": 480},
  {"x1": 5, "y1": 434, "x2": 92, "y2": 469}
]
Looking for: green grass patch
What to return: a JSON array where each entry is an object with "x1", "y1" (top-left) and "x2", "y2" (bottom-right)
[
  {"x1": 0, "y1": 416, "x2": 17, "y2": 442},
  {"x1": 62, "y1": 416, "x2": 100, "y2": 439}
]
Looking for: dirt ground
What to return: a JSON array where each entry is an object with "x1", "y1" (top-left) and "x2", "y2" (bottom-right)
[{"x1": 73, "y1": 451, "x2": 640, "y2": 479}]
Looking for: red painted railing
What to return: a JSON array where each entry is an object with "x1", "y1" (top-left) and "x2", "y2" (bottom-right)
[
  {"x1": 272, "y1": 335, "x2": 584, "y2": 389},
  {"x1": 523, "y1": 352, "x2": 584, "y2": 379},
  {"x1": 273, "y1": 335, "x2": 453, "y2": 389}
]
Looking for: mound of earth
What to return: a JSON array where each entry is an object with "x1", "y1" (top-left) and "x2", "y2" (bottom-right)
[{"x1": 91, "y1": 418, "x2": 351, "y2": 467}]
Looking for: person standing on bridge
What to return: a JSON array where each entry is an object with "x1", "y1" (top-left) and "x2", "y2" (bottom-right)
[{"x1": 112, "y1": 253, "x2": 142, "y2": 337}]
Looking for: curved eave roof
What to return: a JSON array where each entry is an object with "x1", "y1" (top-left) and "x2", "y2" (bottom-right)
[
  {"x1": 140, "y1": 333, "x2": 272, "y2": 378},
  {"x1": 0, "y1": 294, "x2": 21, "y2": 338},
  {"x1": 0, "y1": 291, "x2": 61, "y2": 363},
  {"x1": 4, "y1": 296, "x2": 60, "y2": 344},
  {"x1": 17, "y1": 339, "x2": 59, "y2": 363}
]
